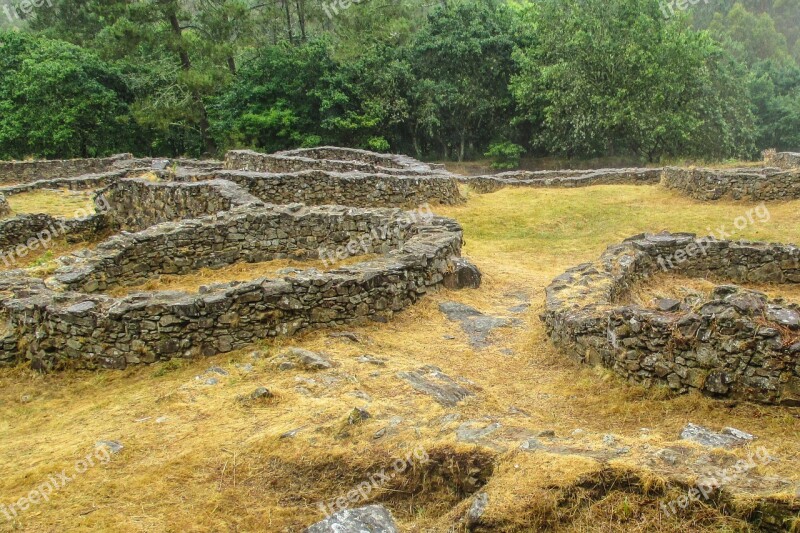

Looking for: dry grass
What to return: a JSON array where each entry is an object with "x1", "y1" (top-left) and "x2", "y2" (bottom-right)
[
  {"x1": 5, "y1": 189, "x2": 97, "y2": 219},
  {"x1": 106, "y1": 255, "x2": 380, "y2": 297},
  {"x1": 626, "y1": 274, "x2": 800, "y2": 308},
  {"x1": 1, "y1": 184, "x2": 799, "y2": 532}
]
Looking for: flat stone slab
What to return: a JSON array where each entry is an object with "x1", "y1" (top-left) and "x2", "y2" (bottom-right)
[
  {"x1": 680, "y1": 423, "x2": 756, "y2": 448},
  {"x1": 439, "y1": 301, "x2": 515, "y2": 348},
  {"x1": 397, "y1": 365, "x2": 473, "y2": 407},
  {"x1": 305, "y1": 505, "x2": 398, "y2": 533}
]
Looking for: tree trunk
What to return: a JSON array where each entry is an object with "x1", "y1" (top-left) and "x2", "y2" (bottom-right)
[
  {"x1": 283, "y1": 0, "x2": 293, "y2": 44},
  {"x1": 295, "y1": 0, "x2": 306, "y2": 41},
  {"x1": 167, "y1": 10, "x2": 215, "y2": 155}
]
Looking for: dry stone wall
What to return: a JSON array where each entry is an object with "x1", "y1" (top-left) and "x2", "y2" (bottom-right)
[
  {"x1": 662, "y1": 167, "x2": 800, "y2": 201},
  {"x1": 765, "y1": 151, "x2": 800, "y2": 170},
  {"x1": 98, "y1": 178, "x2": 263, "y2": 232},
  {"x1": 225, "y1": 148, "x2": 452, "y2": 177},
  {"x1": 0, "y1": 205, "x2": 467, "y2": 370},
  {"x1": 185, "y1": 169, "x2": 463, "y2": 208},
  {"x1": 0, "y1": 193, "x2": 10, "y2": 218},
  {"x1": 0, "y1": 154, "x2": 135, "y2": 184},
  {"x1": 543, "y1": 232, "x2": 800, "y2": 405},
  {"x1": 0, "y1": 213, "x2": 106, "y2": 264},
  {"x1": 460, "y1": 168, "x2": 663, "y2": 193},
  {"x1": 0, "y1": 147, "x2": 481, "y2": 371}
]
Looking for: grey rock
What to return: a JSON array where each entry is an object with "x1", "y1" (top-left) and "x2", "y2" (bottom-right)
[
  {"x1": 356, "y1": 355, "x2": 386, "y2": 366},
  {"x1": 439, "y1": 301, "x2": 512, "y2": 348},
  {"x1": 456, "y1": 422, "x2": 501, "y2": 443},
  {"x1": 249, "y1": 387, "x2": 272, "y2": 400},
  {"x1": 206, "y1": 366, "x2": 229, "y2": 376},
  {"x1": 680, "y1": 423, "x2": 756, "y2": 448},
  {"x1": 279, "y1": 348, "x2": 332, "y2": 370},
  {"x1": 466, "y1": 492, "x2": 489, "y2": 528},
  {"x1": 397, "y1": 366, "x2": 473, "y2": 407},
  {"x1": 443, "y1": 258, "x2": 482, "y2": 290},
  {"x1": 655, "y1": 298, "x2": 681, "y2": 312},
  {"x1": 348, "y1": 407, "x2": 371, "y2": 425},
  {"x1": 305, "y1": 505, "x2": 398, "y2": 533},
  {"x1": 96, "y1": 440, "x2": 124, "y2": 454}
]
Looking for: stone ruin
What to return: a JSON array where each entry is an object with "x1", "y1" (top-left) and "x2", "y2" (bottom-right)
[
  {"x1": 0, "y1": 148, "x2": 477, "y2": 370},
  {"x1": 543, "y1": 232, "x2": 800, "y2": 405},
  {"x1": 2, "y1": 145, "x2": 800, "y2": 411},
  {"x1": 459, "y1": 151, "x2": 800, "y2": 201}
]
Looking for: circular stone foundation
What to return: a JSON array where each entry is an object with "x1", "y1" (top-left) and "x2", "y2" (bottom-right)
[
  {"x1": 0, "y1": 203, "x2": 478, "y2": 370},
  {"x1": 542, "y1": 232, "x2": 800, "y2": 405}
]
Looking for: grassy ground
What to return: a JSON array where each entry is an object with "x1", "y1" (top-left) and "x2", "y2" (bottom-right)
[
  {"x1": 1, "y1": 184, "x2": 799, "y2": 532},
  {"x1": 5, "y1": 189, "x2": 97, "y2": 219}
]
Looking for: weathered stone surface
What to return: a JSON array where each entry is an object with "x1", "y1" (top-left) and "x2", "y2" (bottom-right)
[
  {"x1": 397, "y1": 365, "x2": 473, "y2": 407},
  {"x1": 439, "y1": 302, "x2": 513, "y2": 348},
  {"x1": 765, "y1": 151, "x2": 800, "y2": 169},
  {"x1": 0, "y1": 193, "x2": 10, "y2": 218},
  {"x1": 679, "y1": 423, "x2": 756, "y2": 448},
  {"x1": 542, "y1": 231, "x2": 800, "y2": 405},
  {"x1": 466, "y1": 492, "x2": 489, "y2": 529},
  {"x1": 305, "y1": 505, "x2": 398, "y2": 533},
  {"x1": 0, "y1": 147, "x2": 480, "y2": 371},
  {"x1": 443, "y1": 258, "x2": 482, "y2": 290},
  {"x1": 460, "y1": 167, "x2": 662, "y2": 193},
  {"x1": 278, "y1": 348, "x2": 333, "y2": 371},
  {"x1": 662, "y1": 166, "x2": 800, "y2": 201}
]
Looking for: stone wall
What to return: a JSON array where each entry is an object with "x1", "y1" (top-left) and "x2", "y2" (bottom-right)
[
  {"x1": 661, "y1": 167, "x2": 800, "y2": 201},
  {"x1": 52, "y1": 204, "x2": 416, "y2": 293},
  {"x1": 765, "y1": 151, "x2": 800, "y2": 170},
  {"x1": 98, "y1": 178, "x2": 263, "y2": 232},
  {"x1": 224, "y1": 149, "x2": 449, "y2": 177},
  {"x1": 276, "y1": 147, "x2": 429, "y2": 171},
  {"x1": 460, "y1": 168, "x2": 663, "y2": 193},
  {"x1": 0, "y1": 205, "x2": 471, "y2": 370},
  {"x1": 542, "y1": 232, "x2": 800, "y2": 405},
  {"x1": 0, "y1": 154, "x2": 134, "y2": 184},
  {"x1": 190, "y1": 169, "x2": 463, "y2": 208},
  {"x1": 0, "y1": 213, "x2": 107, "y2": 265},
  {"x1": 0, "y1": 169, "x2": 134, "y2": 197},
  {"x1": 0, "y1": 194, "x2": 10, "y2": 218}
]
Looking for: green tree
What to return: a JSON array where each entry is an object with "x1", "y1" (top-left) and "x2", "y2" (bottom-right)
[
  {"x1": 0, "y1": 31, "x2": 134, "y2": 159},
  {"x1": 511, "y1": 0, "x2": 756, "y2": 162}
]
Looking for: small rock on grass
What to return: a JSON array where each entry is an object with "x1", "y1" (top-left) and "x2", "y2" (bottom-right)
[
  {"x1": 467, "y1": 492, "x2": 489, "y2": 528},
  {"x1": 277, "y1": 348, "x2": 332, "y2": 371},
  {"x1": 96, "y1": 440, "x2": 124, "y2": 454},
  {"x1": 680, "y1": 423, "x2": 756, "y2": 448},
  {"x1": 348, "y1": 408, "x2": 371, "y2": 425},
  {"x1": 305, "y1": 504, "x2": 398, "y2": 533}
]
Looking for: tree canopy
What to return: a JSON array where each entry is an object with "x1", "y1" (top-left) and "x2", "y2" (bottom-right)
[{"x1": 1, "y1": 0, "x2": 798, "y2": 163}]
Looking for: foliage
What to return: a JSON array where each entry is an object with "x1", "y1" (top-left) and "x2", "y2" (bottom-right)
[
  {"x1": 485, "y1": 141, "x2": 525, "y2": 170},
  {"x1": 0, "y1": 31, "x2": 134, "y2": 159},
  {"x1": 0, "y1": 0, "x2": 797, "y2": 161}
]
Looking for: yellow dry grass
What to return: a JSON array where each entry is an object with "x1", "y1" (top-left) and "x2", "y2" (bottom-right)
[
  {"x1": 5, "y1": 189, "x2": 97, "y2": 219},
  {"x1": 0, "y1": 184, "x2": 799, "y2": 532}
]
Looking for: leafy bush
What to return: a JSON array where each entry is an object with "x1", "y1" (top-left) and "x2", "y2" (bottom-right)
[
  {"x1": 485, "y1": 141, "x2": 525, "y2": 170},
  {"x1": 366, "y1": 137, "x2": 390, "y2": 152}
]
